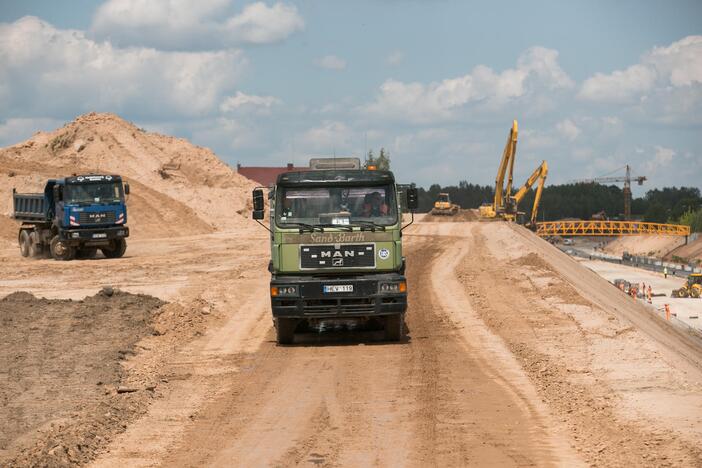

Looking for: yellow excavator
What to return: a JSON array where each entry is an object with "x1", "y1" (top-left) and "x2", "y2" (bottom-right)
[
  {"x1": 509, "y1": 160, "x2": 548, "y2": 227},
  {"x1": 479, "y1": 120, "x2": 518, "y2": 220},
  {"x1": 479, "y1": 120, "x2": 548, "y2": 226},
  {"x1": 431, "y1": 192, "x2": 460, "y2": 215}
]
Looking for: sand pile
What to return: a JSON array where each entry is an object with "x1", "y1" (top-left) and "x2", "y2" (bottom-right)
[
  {"x1": 0, "y1": 113, "x2": 257, "y2": 240},
  {"x1": 603, "y1": 235, "x2": 685, "y2": 258}
]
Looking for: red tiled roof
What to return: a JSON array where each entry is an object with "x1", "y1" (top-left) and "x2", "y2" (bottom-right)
[{"x1": 236, "y1": 163, "x2": 308, "y2": 186}]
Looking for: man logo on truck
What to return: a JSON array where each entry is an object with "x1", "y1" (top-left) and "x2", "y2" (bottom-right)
[{"x1": 251, "y1": 157, "x2": 418, "y2": 345}]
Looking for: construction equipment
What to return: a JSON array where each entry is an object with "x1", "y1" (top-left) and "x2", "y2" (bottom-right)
[
  {"x1": 479, "y1": 120, "x2": 548, "y2": 226},
  {"x1": 13, "y1": 175, "x2": 130, "y2": 260},
  {"x1": 509, "y1": 160, "x2": 548, "y2": 227},
  {"x1": 671, "y1": 273, "x2": 702, "y2": 298},
  {"x1": 430, "y1": 193, "x2": 459, "y2": 215},
  {"x1": 572, "y1": 165, "x2": 646, "y2": 220},
  {"x1": 251, "y1": 157, "x2": 416, "y2": 344},
  {"x1": 479, "y1": 120, "x2": 518, "y2": 220}
]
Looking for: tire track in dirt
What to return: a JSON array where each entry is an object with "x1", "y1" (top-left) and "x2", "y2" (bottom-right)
[
  {"x1": 142, "y1": 224, "x2": 580, "y2": 467},
  {"x1": 458, "y1": 222, "x2": 702, "y2": 466}
]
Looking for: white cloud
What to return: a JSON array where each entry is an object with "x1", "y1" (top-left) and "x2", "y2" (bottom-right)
[
  {"x1": 219, "y1": 91, "x2": 281, "y2": 113},
  {"x1": 386, "y1": 50, "x2": 404, "y2": 66},
  {"x1": 190, "y1": 117, "x2": 265, "y2": 151},
  {"x1": 297, "y1": 121, "x2": 353, "y2": 152},
  {"x1": 315, "y1": 55, "x2": 346, "y2": 70},
  {"x1": 521, "y1": 129, "x2": 558, "y2": 150},
  {"x1": 578, "y1": 64, "x2": 656, "y2": 102},
  {"x1": 579, "y1": 35, "x2": 702, "y2": 106},
  {"x1": 556, "y1": 118, "x2": 580, "y2": 141},
  {"x1": 648, "y1": 36, "x2": 702, "y2": 87},
  {"x1": 362, "y1": 46, "x2": 573, "y2": 123},
  {"x1": 91, "y1": 0, "x2": 304, "y2": 49},
  {"x1": 644, "y1": 145, "x2": 675, "y2": 172},
  {"x1": 0, "y1": 16, "x2": 247, "y2": 118}
]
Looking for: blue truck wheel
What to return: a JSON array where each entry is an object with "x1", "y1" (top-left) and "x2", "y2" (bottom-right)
[
  {"x1": 50, "y1": 235, "x2": 75, "y2": 261},
  {"x1": 19, "y1": 231, "x2": 30, "y2": 257}
]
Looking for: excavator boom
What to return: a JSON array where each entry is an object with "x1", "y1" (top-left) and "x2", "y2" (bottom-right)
[
  {"x1": 508, "y1": 160, "x2": 548, "y2": 225},
  {"x1": 492, "y1": 120, "x2": 518, "y2": 213}
]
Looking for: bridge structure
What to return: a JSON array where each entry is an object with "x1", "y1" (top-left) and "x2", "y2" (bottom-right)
[{"x1": 535, "y1": 220, "x2": 691, "y2": 237}]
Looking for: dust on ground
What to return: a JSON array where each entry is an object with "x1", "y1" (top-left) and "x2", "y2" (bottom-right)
[{"x1": 0, "y1": 289, "x2": 163, "y2": 467}]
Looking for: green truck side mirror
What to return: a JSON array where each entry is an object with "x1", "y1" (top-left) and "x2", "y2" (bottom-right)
[
  {"x1": 406, "y1": 187, "x2": 418, "y2": 211},
  {"x1": 252, "y1": 188, "x2": 265, "y2": 220}
]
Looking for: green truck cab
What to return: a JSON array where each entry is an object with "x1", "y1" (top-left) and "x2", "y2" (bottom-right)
[{"x1": 252, "y1": 157, "x2": 418, "y2": 344}]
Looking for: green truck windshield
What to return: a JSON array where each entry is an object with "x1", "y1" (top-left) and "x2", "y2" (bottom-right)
[
  {"x1": 65, "y1": 182, "x2": 123, "y2": 204},
  {"x1": 277, "y1": 184, "x2": 398, "y2": 227}
]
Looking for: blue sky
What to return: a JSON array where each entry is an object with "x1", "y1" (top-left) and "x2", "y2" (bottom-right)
[{"x1": 1, "y1": 1, "x2": 701, "y2": 194}]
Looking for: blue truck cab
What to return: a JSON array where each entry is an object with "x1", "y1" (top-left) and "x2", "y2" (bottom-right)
[{"x1": 13, "y1": 174, "x2": 130, "y2": 260}]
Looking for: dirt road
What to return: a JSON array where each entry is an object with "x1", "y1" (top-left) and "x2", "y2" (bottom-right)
[
  {"x1": 89, "y1": 222, "x2": 578, "y2": 467},
  {"x1": 2, "y1": 219, "x2": 701, "y2": 467}
]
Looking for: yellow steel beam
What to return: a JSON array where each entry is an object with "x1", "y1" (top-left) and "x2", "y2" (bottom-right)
[{"x1": 535, "y1": 220, "x2": 691, "y2": 237}]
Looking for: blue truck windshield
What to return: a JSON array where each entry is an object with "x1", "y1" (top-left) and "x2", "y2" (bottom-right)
[
  {"x1": 65, "y1": 182, "x2": 123, "y2": 204},
  {"x1": 277, "y1": 184, "x2": 398, "y2": 227}
]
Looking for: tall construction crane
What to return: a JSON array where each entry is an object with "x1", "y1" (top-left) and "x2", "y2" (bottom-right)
[{"x1": 573, "y1": 165, "x2": 646, "y2": 220}]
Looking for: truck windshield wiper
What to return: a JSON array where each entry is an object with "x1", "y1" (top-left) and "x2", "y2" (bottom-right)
[
  {"x1": 313, "y1": 223, "x2": 353, "y2": 232},
  {"x1": 284, "y1": 222, "x2": 321, "y2": 233},
  {"x1": 350, "y1": 221, "x2": 386, "y2": 231}
]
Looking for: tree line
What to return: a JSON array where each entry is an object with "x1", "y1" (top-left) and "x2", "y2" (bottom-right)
[{"x1": 416, "y1": 182, "x2": 702, "y2": 230}]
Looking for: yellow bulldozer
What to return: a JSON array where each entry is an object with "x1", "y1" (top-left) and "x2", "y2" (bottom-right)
[
  {"x1": 431, "y1": 192, "x2": 460, "y2": 216},
  {"x1": 671, "y1": 273, "x2": 702, "y2": 298}
]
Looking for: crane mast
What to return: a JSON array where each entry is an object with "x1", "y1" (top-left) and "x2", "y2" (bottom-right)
[{"x1": 573, "y1": 165, "x2": 646, "y2": 220}]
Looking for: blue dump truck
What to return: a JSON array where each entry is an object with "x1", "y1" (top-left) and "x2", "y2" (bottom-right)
[{"x1": 12, "y1": 174, "x2": 130, "y2": 260}]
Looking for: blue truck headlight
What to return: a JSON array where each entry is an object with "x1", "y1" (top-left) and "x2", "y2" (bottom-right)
[
  {"x1": 379, "y1": 281, "x2": 407, "y2": 294},
  {"x1": 71, "y1": 232, "x2": 80, "y2": 239},
  {"x1": 271, "y1": 285, "x2": 299, "y2": 297}
]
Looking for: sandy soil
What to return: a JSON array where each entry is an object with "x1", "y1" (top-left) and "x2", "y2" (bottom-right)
[
  {"x1": 0, "y1": 290, "x2": 164, "y2": 466},
  {"x1": 603, "y1": 235, "x2": 686, "y2": 258},
  {"x1": 666, "y1": 236, "x2": 702, "y2": 262},
  {"x1": 92, "y1": 225, "x2": 581, "y2": 468},
  {"x1": 0, "y1": 113, "x2": 256, "y2": 242},
  {"x1": 422, "y1": 208, "x2": 478, "y2": 222},
  {"x1": 457, "y1": 222, "x2": 702, "y2": 466},
  {"x1": 2, "y1": 115, "x2": 701, "y2": 466}
]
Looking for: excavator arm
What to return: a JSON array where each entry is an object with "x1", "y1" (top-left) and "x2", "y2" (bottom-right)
[
  {"x1": 492, "y1": 120, "x2": 518, "y2": 213},
  {"x1": 510, "y1": 160, "x2": 548, "y2": 226}
]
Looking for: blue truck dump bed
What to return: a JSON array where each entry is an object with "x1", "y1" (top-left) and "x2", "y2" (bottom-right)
[{"x1": 12, "y1": 190, "x2": 47, "y2": 222}]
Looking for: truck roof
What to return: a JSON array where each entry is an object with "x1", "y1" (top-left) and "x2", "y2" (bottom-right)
[
  {"x1": 63, "y1": 174, "x2": 122, "y2": 184},
  {"x1": 276, "y1": 169, "x2": 395, "y2": 186}
]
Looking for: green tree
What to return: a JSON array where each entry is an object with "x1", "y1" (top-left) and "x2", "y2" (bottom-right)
[{"x1": 678, "y1": 208, "x2": 702, "y2": 233}]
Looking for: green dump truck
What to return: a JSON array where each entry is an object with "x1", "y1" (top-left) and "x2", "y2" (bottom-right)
[{"x1": 252, "y1": 157, "x2": 418, "y2": 344}]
